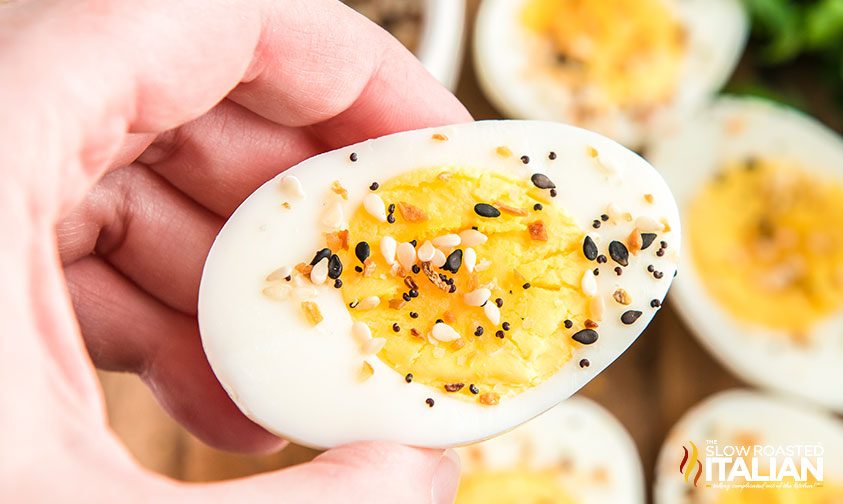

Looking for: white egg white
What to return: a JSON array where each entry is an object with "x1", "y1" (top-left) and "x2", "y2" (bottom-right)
[
  {"x1": 198, "y1": 120, "x2": 680, "y2": 449},
  {"x1": 648, "y1": 97, "x2": 843, "y2": 413},
  {"x1": 473, "y1": 0, "x2": 748, "y2": 148},
  {"x1": 655, "y1": 389, "x2": 843, "y2": 503},
  {"x1": 459, "y1": 396, "x2": 646, "y2": 504}
]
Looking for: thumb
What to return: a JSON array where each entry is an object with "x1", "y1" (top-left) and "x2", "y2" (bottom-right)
[{"x1": 180, "y1": 442, "x2": 461, "y2": 503}]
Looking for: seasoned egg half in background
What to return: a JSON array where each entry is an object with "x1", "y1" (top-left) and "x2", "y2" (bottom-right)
[
  {"x1": 648, "y1": 97, "x2": 843, "y2": 413},
  {"x1": 457, "y1": 397, "x2": 645, "y2": 504},
  {"x1": 473, "y1": 0, "x2": 748, "y2": 149},
  {"x1": 655, "y1": 390, "x2": 843, "y2": 504},
  {"x1": 198, "y1": 120, "x2": 680, "y2": 449}
]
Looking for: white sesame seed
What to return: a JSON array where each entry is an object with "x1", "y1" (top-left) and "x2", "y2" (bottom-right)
[
  {"x1": 417, "y1": 240, "x2": 436, "y2": 262},
  {"x1": 292, "y1": 274, "x2": 308, "y2": 287},
  {"x1": 380, "y1": 236, "x2": 397, "y2": 265},
  {"x1": 431, "y1": 322, "x2": 461, "y2": 342},
  {"x1": 266, "y1": 265, "x2": 293, "y2": 281},
  {"x1": 589, "y1": 295, "x2": 605, "y2": 322},
  {"x1": 484, "y1": 302, "x2": 501, "y2": 325},
  {"x1": 310, "y1": 257, "x2": 329, "y2": 285},
  {"x1": 635, "y1": 215, "x2": 664, "y2": 232},
  {"x1": 357, "y1": 296, "x2": 381, "y2": 310},
  {"x1": 362, "y1": 337, "x2": 386, "y2": 355},
  {"x1": 432, "y1": 233, "x2": 461, "y2": 248},
  {"x1": 581, "y1": 270, "x2": 597, "y2": 297},
  {"x1": 464, "y1": 288, "x2": 491, "y2": 307},
  {"x1": 292, "y1": 286, "x2": 317, "y2": 300},
  {"x1": 363, "y1": 193, "x2": 387, "y2": 222},
  {"x1": 459, "y1": 229, "x2": 488, "y2": 247},
  {"x1": 431, "y1": 248, "x2": 447, "y2": 268},
  {"x1": 351, "y1": 321, "x2": 372, "y2": 343},
  {"x1": 596, "y1": 149, "x2": 622, "y2": 178},
  {"x1": 397, "y1": 242, "x2": 417, "y2": 270},
  {"x1": 279, "y1": 175, "x2": 305, "y2": 199},
  {"x1": 321, "y1": 201, "x2": 345, "y2": 229},
  {"x1": 464, "y1": 247, "x2": 477, "y2": 273},
  {"x1": 262, "y1": 283, "x2": 291, "y2": 300},
  {"x1": 475, "y1": 259, "x2": 492, "y2": 272}
]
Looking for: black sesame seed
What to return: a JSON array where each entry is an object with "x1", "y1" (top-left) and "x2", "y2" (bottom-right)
[
  {"x1": 409, "y1": 239, "x2": 417, "y2": 247},
  {"x1": 469, "y1": 384, "x2": 479, "y2": 394},
  {"x1": 608, "y1": 241, "x2": 630, "y2": 266},
  {"x1": 349, "y1": 152, "x2": 358, "y2": 162},
  {"x1": 412, "y1": 264, "x2": 421, "y2": 274},
  {"x1": 597, "y1": 254, "x2": 607, "y2": 264},
  {"x1": 550, "y1": 188, "x2": 558, "y2": 197},
  {"x1": 449, "y1": 284, "x2": 457, "y2": 293},
  {"x1": 520, "y1": 155, "x2": 530, "y2": 164},
  {"x1": 355, "y1": 242, "x2": 371, "y2": 263},
  {"x1": 333, "y1": 279, "x2": 343, "y2": 288},
  {"x1": 583, "y1": 236, "x2": 599, "y2": 260},
  {"x1": 496, "y1": 330, "x2": 505, "y2": 338},
  {"x1": 579, "y1": 359, "x2": 590, "y2": 368},
  {"x1": 660, "y1": 240, "x2": 668, "y2": 249},
  {"x1": 502, "y1": 322, "x2": 511, "y2": 331},
  {"x1": 647, "y1": 264, "x2": 655, "y2": 272},
  {"x1": 355, "y1": 266, "x2": 363, "y2": 273},
  {"x1": 495, "y1": 298, "x2": 504, "y2": 308},
  {"x1": 402, "y1": 293, "x2": 411, "y2": 302},
  {"x1": 409, "y1": 289, "x2": 419, "y2": 298},
  {"x1": 530, "y1": 173, "x2": 556, "y2": 189},
  {"x1": 592, "y1": 220, "x2": 601, "y2": 229},
  {"x1": 349, "y1": 300, "x2": 359, "y2": 308},
  {"x1": 564, "y1": 319, "x2": 573, "y2": 329},
  {"x1": 443, "y1": 249, "x2": 463, "y2": 273},
  {"x1": 654, "y1": 271, "x2": 664, "y2": 279},
  {"x1": 651, "y1": 299, "x2": 661, "y2": 308},
  {"x1": 472, "y1": 226, "x2": 479, "y2": 230},
  {"x1": 474, "y1": 326, "x2": 484, "y2": 336},
  {"x1": 600, "y1": 214, "x2": 609, "y2": 222},
  {"x1": 387, "y1": 214, "x2": 396, "y2": 224},
  {"x1": 548, "y1": 151, "x2": 557, "y2": 160},
  {"x1": 621, "y1": 310, "x2": 643, "y2": 325},
  {"x1": 405, "y1": 373, "x2": 413, "y2": 383},
  {"x1": 572, "y1": 329, "x2": 599, "y2": 345},
  {"x1": 369, "y1": 182, "x2": 379, "y2": 191},
  {"x1": 392, "y1": 323, "x2": 400, "y2": 332},
  {"x1": 656, "y1": 249, "x2": 665, "y2": 257},
  {"x1": 534, "y1": 203, "x2": 543, "y2": 211},
  {"x1": 436, "y1": 318, "x2": 444, "y2": 324},
  {"x1": 284, "y1": 275, "x2": 292, "y2": 282},
  {"x1": 615, "y1": 266, "x2": 623, "y2": 276},
  {"x1": 522, "y1": 282, "x2": 531, "y2": 289},
  {"x1": 474, "y1": 203, "x2": 501, "y2": 218},
  {"x1": 640, "y1": 233, "x2": 657, "y2": 250},
  {"x1": 310, "y1": 248, "x2": 332, "y2": 266},
  {"x1": 593, "y1": 268, "x2": 600, "y2": 276},
  {"x1": 410, "y1": 312, "x2": 419, "y2": 318},
  {"x1": 328, "y1": 254, "x2": 343, "y2": 279},
  {"x1": 426, "y1": 398, "x2": 434, "y2": 407}
]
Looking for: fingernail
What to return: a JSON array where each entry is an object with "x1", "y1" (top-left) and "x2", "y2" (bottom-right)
[{"x1": 431, "y1": 448, "x2": 461, "y2": 504}]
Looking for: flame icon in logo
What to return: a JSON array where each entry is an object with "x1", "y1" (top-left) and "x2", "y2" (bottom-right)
[{"x1": 680, "y1": 441, "x2": 703, "y2": 487}]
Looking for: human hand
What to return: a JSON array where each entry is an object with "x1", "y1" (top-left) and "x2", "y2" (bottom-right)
[{"x1": 0, "y1": 0, "x2": 470, "y2": 500}]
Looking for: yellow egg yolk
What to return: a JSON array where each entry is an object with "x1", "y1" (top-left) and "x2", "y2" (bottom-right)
[
  {"x1": 521, "y1": 0, "x2": 685, "y2": 110},
  {"x1": 689, "y1": 159, "x2": 843, "y2": 333},
  {"x1": 456, "y1": 468, "x2": 575, "y2": 504},
  {"x1": 338, "y1": 167, "x2": 592, "y2": 403}
]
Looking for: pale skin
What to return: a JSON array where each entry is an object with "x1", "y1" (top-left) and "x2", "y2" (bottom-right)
[{"x1": 0, "y1": 0, "x2": 471, "y2": 501}]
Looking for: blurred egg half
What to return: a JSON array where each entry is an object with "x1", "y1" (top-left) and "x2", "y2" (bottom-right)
[
  {"x1": 458, "y1": 397, "x2": 645, "y2": 504},
  {"x1": 649, "y1": 97, "x2": 843, "y2": 413},
  {"x1": 473, "y1": 0, "x2": 747, "y2": 148}
]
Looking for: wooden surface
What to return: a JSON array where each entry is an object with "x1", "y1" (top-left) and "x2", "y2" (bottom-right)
[{"x1": 97, "y1": 0, "x2": 841, "y2": 497}]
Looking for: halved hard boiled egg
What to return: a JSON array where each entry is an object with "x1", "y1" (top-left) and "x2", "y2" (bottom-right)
[
  {"x1": 648, "y1": 97, "x2": 843, "y2": 413},
  {"x1": 458, "y1": 396, "x2": 645, "y2": 504},
  {"x1": 473, "y1": 0, "x2": 748, "y2": 148},
  {"x1": 199, "y1": 120, "x2": 680, "y2": 448},
  {"x1": 655, "y1": 390, "x2": 843, "y2": 503}
]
